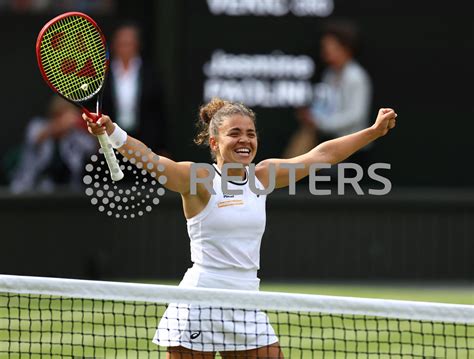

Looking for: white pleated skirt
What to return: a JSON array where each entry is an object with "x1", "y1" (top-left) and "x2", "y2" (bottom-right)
[{"x1": 152, "y1": 265, "x2": 278, "y2": 352}]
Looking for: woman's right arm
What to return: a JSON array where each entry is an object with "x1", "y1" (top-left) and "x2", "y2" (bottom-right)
[{"x1": 83, "y1": 114, "x2": 193, "y2": 194}]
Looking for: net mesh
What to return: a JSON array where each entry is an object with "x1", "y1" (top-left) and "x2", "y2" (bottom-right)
[
  {"x1": 38, "y1": 14, "x2": 107, "y2": 101},
  {"x1": 1, "y1": 276, "x2": 473, "y2": 358}
]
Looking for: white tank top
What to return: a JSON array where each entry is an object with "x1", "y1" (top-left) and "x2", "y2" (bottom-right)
[{"x1": 187, "y1": 164, "x2": 267, "y2": 271}]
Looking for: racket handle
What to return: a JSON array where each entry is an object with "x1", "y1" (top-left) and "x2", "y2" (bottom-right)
[{"x1": 97, "y1": 133, "x2": 124, "y2": 182}]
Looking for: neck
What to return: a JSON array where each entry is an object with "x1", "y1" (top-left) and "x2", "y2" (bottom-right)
[
  {"x1": 333, "y1": 57, "x2": 351, "y2": 72},
  {"x1": 215, "y1": 161, "x2": 246, "y2": 179},
  {"x1": 121, "y1": 58, "x2": 132, "y2": 71},
  {"x1": 118, "y1": 56, "x2": 138, "y2": 71}
]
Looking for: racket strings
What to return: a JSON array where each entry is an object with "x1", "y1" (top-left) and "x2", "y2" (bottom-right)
[
  {"x1": 44, "y1": 17, "x2": 104, "y2": 99},
  {"x1": 39, "y1": 15, "x2": 106, "y2": 102},
  {"x1": 42, "y1": 17, "x2": 104, "y2": 97}
]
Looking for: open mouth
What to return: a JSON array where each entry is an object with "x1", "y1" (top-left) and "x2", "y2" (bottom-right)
[{"x1": 234, "y1": 148, "x2": 251, "y2": 157}]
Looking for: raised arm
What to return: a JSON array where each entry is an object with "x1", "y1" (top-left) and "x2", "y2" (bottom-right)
[
  {"x1": 256, "y1": 108, "x2": 397, "y2": 188},
  {"x1": 83, "y1": 114, "x2": 193, "y2": 194}
]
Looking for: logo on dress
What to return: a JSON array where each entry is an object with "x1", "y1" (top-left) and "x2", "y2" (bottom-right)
[
  {"x1": 190, "y1": 331, "x2": 201, "y2": 339},
  {"x1": 223, "y1": 194, "x2": 234, "y2": 198},
  {"x1": 218, "y1": 199, "x2": 244, "y2": 208}
]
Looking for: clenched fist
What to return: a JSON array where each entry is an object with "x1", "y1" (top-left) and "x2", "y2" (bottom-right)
[
  {"x1": 82, "y1": 113, "x2": 115, "y2": 137},
  {"x1": 372, "y1": 108, "x2": 397, "y2": 137}
]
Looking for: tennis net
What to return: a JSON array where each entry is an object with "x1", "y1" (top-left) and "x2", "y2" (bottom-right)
[{"x1": 0, "y1": 275, "x2": 473, "y2": 358}]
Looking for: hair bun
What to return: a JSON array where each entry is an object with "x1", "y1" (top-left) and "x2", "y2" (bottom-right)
[{"x1": 199, "y1": 97, "x2": 228, "y2": 124}]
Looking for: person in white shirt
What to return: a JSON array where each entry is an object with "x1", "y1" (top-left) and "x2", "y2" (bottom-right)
[
  {"x1": 103, "y1": 22, "x2": 169, "y2": 156},
  {"x1": 285, "y1": 21, "x2": 373, "y2": 173},
  {"x1": 83, "y1": 97, "x2": 397, "y2": 358}
]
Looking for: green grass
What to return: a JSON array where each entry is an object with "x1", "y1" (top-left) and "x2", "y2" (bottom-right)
[
  {"x1": 1, "y1": 281, "x2": 473, "y2": 358},
  {"x1": 142, "y1": 279, "x2": 474, "y2": 304},
  {"x1": 259, "y1": 282, "x2": 474, "y2": 305}
]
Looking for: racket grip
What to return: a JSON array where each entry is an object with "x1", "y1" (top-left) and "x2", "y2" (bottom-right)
[{"x1": 97, "y1": 133, "x2": 124, "y2": 182}]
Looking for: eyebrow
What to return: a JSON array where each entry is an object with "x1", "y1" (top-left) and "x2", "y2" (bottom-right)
[{"x1": 227, "y1": 127, "x2": 256, "y2": 133}]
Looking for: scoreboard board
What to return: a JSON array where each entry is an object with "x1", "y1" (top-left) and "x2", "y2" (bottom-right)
[
  {"x1": 179, "y1": 0, "x2": 341, "y2": 162},
  {"x1": 169, "y1": 0, "x2": 474, "y2": 186}
]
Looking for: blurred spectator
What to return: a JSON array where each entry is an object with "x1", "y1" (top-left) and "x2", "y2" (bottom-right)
[
  {"x1": 9, "y1": 96, "x2": 96, "y2": 193},
  {"x1": 103, "y1": 21, "x2": 169, "y2": 156},
  {"x1": 283, "y1": 20, "x2": 373, "y2": 172}
]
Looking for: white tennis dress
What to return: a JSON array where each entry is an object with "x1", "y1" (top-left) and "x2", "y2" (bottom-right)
[{"x1": 153, "y1": 164, "x2": 278, "y2": 352}]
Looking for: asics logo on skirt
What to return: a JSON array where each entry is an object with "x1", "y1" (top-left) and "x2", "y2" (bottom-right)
[{"x1": 190, "y1": 331, "x2": 201, "y2": 340}]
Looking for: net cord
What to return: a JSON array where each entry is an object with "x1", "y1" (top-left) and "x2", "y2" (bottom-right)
[{"x1": 0, "y1": 275, "x2": 472, "y2": 324}]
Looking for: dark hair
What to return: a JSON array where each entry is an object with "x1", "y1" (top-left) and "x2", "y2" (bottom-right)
[
  {"x1": 195, "y1": 98, "x2": 256, "y2": 159},
  {"x1": 321, "y1": 20, "x2": 360, "y2": 54}
]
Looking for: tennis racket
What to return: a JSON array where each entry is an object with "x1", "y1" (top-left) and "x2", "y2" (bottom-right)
[{"x1": 36, "y1": 12, "x2": 124, "y2": 182}]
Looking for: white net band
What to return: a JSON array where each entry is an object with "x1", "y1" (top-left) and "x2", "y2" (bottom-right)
[{"x1": 1, "y1": 275, "x2": 472, "y2": 324}]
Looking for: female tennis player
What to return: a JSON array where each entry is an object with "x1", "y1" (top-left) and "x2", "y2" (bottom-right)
[{"x1": 84, "y1": 98, "x2": 397, "y2": 358}]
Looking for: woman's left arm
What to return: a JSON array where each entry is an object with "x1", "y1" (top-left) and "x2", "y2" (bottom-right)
[{"x1": 256, "y1": 108, "x2": 397, "y2": 188}]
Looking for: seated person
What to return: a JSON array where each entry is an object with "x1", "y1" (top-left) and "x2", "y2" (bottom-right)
[{"x1": 9, "y1": 96, "x2": 96, "y2": 193}]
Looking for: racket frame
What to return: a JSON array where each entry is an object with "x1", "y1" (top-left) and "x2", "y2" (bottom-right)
[{"x1": 36, "y1": 12, "x2": 124, "y2": 182}]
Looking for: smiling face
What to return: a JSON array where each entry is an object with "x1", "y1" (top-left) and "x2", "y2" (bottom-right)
[{"x1": 210, "y1": 115, "x2": 258, "y2": 168}]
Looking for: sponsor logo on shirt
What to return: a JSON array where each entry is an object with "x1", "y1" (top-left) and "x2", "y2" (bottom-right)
[{"x1": 217, "y1": 199, "x2": 244, "y2": 208}]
